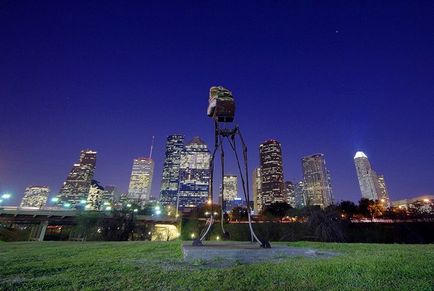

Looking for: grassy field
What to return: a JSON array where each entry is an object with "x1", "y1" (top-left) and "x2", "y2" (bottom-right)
[{"x1": 0, "y1": 240, "x2": 433, "y2": 290}]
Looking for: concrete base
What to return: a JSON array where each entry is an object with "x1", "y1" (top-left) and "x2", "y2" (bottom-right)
[{"x1": 182, "y1": 241, "x2": 338, "y2": 265}]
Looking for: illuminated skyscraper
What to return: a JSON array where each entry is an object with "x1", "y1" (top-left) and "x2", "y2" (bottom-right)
[
  {"x1": 86, "y1": 180, "x2": 105, "y2": 210},
  {"x1": 177, "y1": 137, "x2": 211, "y2": 211},
  {"x1": 284, "y1": 181, "x2": 296, "y2": 208},
  {"x1": 252, "y1": 167, "x2": 262, "y2": 213},
  {"x1": 377, "y1": 175, "x2": 390, "y2": 207},
  {"x1": 302, "y1": 154, "x2": 333, "y2": 208},
  {"x1": 127, "y1": 157, "x2": 154, "y2": 205},
  {"x1": 354, "y1": 151, "x2": 390, "y2": 204},
  {"x1": 259, "y1": 140, "x2": 285, "y2": 207},
  {"x1": 58, "y1": 149, "x2": 97, "y2": 208},
  {"x1": 20, "y1": 186, "x2": 50, "y2": 208},
  {"x1": 160, "y1": 134, "x2": 185, "y2": 205},
  {"x1": 294, "y1": 180, "x2": 306, "y2": 208},
  {"x1": 220, "y1": 175, "x2": 237, "y2": 211}
]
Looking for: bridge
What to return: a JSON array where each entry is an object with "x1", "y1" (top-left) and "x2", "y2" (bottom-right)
[{"x1": 0, "y1": 207, "x2": 179, "y2": 241}]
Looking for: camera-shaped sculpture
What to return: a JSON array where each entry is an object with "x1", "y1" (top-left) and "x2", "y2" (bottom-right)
[{"x1": 207, "y1": 86, "x2": 236, "y2": 123}]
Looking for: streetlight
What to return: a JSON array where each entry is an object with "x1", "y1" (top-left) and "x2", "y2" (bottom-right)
[
  {"x1": 80, "y1": 200, "x2": 87, "y2": 204},
  {"x1": 51, "y1": 197, "x2": 59, "y2": 203},
  {"x1": 64, "y1": 203, "x2": 71, "y2": 208},
  {"x1": 1, "y1": 193, "x2": 11, "y2": 199}
]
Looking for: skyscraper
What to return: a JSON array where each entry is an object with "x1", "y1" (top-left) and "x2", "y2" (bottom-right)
[
  {"x1": 302, "y1": 154, "x2": 333, "y2": 208},
  {"x1": 221, "y1": 175, "x2": 237, "y2": 211},
  {"x1": 58, "y1": 149, "x2": 97, "y2": 208},
  {"x1": 354, "y1": 151, "x2": 390, "y2": 203},
  {"x1": 86, "y1": 180, "x2": 105, "y2": 210},
  {"x1": 284, "y1": 181, "x2": 296, "y2": 208},
  {"x1": 127, "y1": 157, "x2": 154, "y2": 205},
  {"x1": 294, "y1": 180, "x2": 306, "y2": 208},
  {"x1": 160, "y1": 134, "x2": 185, "y2": 205},
  {"x1": 377, "y1": 175, "x2": 390, "y2": 207},
  {"x1": 20, "y1": 186, "x2": 50, "y2": 208},
  {"x1": 252, "y1": 167, "x2": 262, "y2": 213},
  {"x1": 259, "y1": 140, "x2": 285, "y2": 208},
  {"x1": 177, "y1": 137, "x2": 211, "y2": 211}
]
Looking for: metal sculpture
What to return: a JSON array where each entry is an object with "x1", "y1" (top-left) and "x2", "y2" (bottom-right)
[{"x1": 193, "y1": 86, "x2": 271, "y2": 248}]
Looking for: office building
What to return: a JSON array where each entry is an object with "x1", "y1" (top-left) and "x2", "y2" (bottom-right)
[
  {"x1": 354, "y1": 151, "x2": 390, "y2": 204},
  {"x1": 159, "y1": 135, "x2": 185, "y2": 205},
  {"x1": 57, "y1": 149, "x2": 97, "y2": 208},
  {"x1": 177, "y1": 137, "x2": 211, "y2": 211},
  {"x1": 127, "y1": 157, "x2": 154, "y2": 205},
  {"x1": 252, "y1": 167, "x2": 262, "y2": 213},
  {"x1": 259, "y1": 140, "x2": 285, "y2": 208},
  {"x1": 20, "y1": 186, "x2": 50, "y2": 208},
  {"x1": 302, "y1": 154, "x2": 333, "y2": 208}
]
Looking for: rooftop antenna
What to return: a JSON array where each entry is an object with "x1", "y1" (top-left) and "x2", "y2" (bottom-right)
[{"x1": 149, "y1": 136, "x2": 155, "y2": 159}]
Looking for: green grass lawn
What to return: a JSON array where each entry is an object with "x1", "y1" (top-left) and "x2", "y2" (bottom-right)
[{"x1": 0, "y1": 240, "x2": 433, "y2": 290}]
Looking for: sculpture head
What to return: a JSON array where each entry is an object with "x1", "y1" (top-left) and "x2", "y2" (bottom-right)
[{"x1": 207, "y1": 86, "x2": 236, "y2": 123}]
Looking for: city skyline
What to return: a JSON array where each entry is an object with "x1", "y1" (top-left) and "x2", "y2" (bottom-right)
[{"x1": 1, "y1": 1, "x2": 434, "y2": 205}]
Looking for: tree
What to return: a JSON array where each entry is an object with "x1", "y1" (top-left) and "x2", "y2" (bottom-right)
[
  {"x1": 262, "y1": 202, "x2": 292, "y2": 220},
  {"x1": 230, "y1": 207, "x2": 248, "y2": 221},
  {"x1": 338, "y1": 200, "x2": 358, "y2": 220},
  {"x1": 307, "y1": 208, "x2": 346, "y2": 242}
]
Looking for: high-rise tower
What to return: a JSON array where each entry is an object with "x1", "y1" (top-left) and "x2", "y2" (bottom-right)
[
  {"x1": 58, "y1": 149, "x2": 97, "y2": 207},
  {"x1": 159, "y1": 135, "x2": 185, "y2": 205},
  {"x1": 252, "y1": 167, "x2": 262, "y2": 213},
  {"x1": 177, "y1": 137, "x2": 211, "y2": 211},
  {"x1": 354, "y1": 151, "x2": 390, "y2": 204},
  {"x1": 127, "y1": 157, "x2": 154, "y2": 205},
  {"x1": 127, "y1": 138, "x2": 155, "y2": 205},
  {"x1": 259, "y1": 140, "x2": 285, "y2": 208},
  {"x1": 302, "y1": 154, "x2": 333, "y2": 208},
  {"x1": 20, "y1": 186, "x2": 50, "y2": 208}
]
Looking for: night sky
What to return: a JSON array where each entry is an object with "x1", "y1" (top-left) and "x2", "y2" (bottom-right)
[{"x1": 1, "y1": 1, "x2": 433, "y2": 206}]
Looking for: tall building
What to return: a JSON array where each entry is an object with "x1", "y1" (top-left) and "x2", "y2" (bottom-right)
[
  {"x1": 284, "y1": 181, "x2": 296, "y2": 208},
  {"x1": 377, "y1": 175, "x2": 390, "y2": 207},
  {"x1": 86, "y1": 180, "x2": 105, "y2": 210},
  {"x1": 220, "y1": 175, "x2": 237, "y2": 211},
  {"x1": 302, "y1": 154, "x2": 333, "y2": 208},
  {"x1": 58, "y1": 149, "x2": 97, "y2": 208},
  {"x1": 177, "y1": 137, "x2": 211, "y2": 211},
  {"x1": 252, "y1": 167, "x2": 262, "y2": 213},
  {"x1": 20, "y1": 186, "x2": 50, "y2": 208},
  {"x1": 294, "y1": 180, "x2": 306, "y2": 208},
  {"x1": 104, "y1": 185, "x2": 121, "y2": 202},
  {"x1": 127, "y1": 157, "x2": 154, "y2": 205},
  {"x1": 354, "y1": 151, "x2": 390, "y2": 204},
  {"x1": 159, "y1": 135, "x2": 185, "y2": 205},
  {"x1": 259, "y1": 140, "x2": 285, "y2": 208}
]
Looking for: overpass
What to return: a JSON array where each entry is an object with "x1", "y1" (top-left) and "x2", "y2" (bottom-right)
[{"x1": 0, "y1": 207, "x2": 179, "y2": 241}]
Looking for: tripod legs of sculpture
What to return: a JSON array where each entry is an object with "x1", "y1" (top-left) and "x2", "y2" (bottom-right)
[{"x1": 194, "y1": 122, "x2": 271, "y2": 248}]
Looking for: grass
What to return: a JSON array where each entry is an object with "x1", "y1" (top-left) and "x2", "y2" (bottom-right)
[{"x1": 0, "y1": 241, "x2": 433, "y2": 290}]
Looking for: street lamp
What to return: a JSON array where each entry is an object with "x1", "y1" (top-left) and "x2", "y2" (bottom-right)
[
  {"x1": 1, "y1": 193, "x2": 11, "y2": 199},
  {"x1": 51, "y1": 197, "x2": 59, "y2": 203}
]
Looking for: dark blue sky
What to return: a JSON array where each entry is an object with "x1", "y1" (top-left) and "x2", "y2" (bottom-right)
[{"x1": 1, "y1": 0, "x2": 433, "y2": 205}]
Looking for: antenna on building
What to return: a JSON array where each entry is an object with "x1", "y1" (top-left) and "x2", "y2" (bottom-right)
[{"x1": 149, "y1": 136, "x2": 155, "y2": 159}]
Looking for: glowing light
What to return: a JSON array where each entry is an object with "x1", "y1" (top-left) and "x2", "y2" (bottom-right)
[
  {"x1": 51, "y1": 197, "x2": 59, "y2": 202},
  {"x1": 191, "y1": 233, "x2": 195, "y2": 239},
  {"x1": 0, "y1": 199, "x2": 3, "y2": 203},
  {"x1": 380, "y1": 199, "x2": 385, "y2": 203},
  {"x1": 133, "y1": 209, "x2": 138, "y2": 213},
  {"x1": 80, "y1": 200, "x2": 87, "y2": 204},
  {"x1": 423, "y1": 199, "x2": 430, "y2": 203},
  {"x1": 155, "y1": 210, "x2": 161, "y2": 215},
  {"x1": 85, "y1": 205, "x2": 91, "y2": 209},
  {"x1": 354, "y1": 151, "x2": 368, "y2": 159},
  {"x1": 105, "y1": 206, "x2": 112, "y2": 211},
  {"x1": 1, "y1": 194, "x2": 11, "y2": 199},
  {"x1": 155, "y1": 205, "x2": 161, "y2": 211},
  {"x1": 204, "y1": 211, "x2": 209, "y2": 215},
  {"x1": 207, "y1": 199, "x2": 212, "y2": 205},
  {"x1": 175, "y1": 214, "x2": 180, "y2": 218},
  {"x1": 216, "y1": 236, "x2": 220, "y2": 240},
  {"x1": 64, "y1": 203, "x2": 71, "y2": 208},
  {"x1": 213, "y1": 212, "x2": 218, "y2": 215},
  {"x1": 103, "y1": 202, "x2": 110, "y2": 206},
  {"x1": 126, "y1": 203, "x2": 132, "y2": 208}
]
